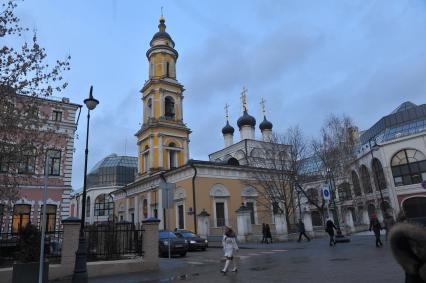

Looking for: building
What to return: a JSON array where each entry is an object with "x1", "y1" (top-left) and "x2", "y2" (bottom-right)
[
  {"x1": 0, "y1": 94, "x2": 80, "y2": 233},
  {"x1": 70, "y1": 153, "x2": 137, "y2": 224},
  {"x1": 112, "y1": 17, "x2": 291, "y2": 241},
  {"x1": 300, "y1": 101, "x2": 426, "y2": 232}
]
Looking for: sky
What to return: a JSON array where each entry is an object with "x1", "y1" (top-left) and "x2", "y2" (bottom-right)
[{"x1": 10, "y1": 0, "x2": 426, "y2": 191}]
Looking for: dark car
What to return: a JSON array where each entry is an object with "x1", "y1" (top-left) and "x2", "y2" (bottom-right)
[
  {"x1": 174, "y1": 230, "x2": 208, "y2": 251},
  {"x1": 159, "y1": 230, "x2": 188, "y2": 257}
]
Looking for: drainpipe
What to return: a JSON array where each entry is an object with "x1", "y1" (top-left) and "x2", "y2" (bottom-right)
[
  {"x1": 160, "y1": 173, "x2": 167, "y2": 229},
  {"x1": 189, "y1": 161, "x2": 198, "y2": 234}
]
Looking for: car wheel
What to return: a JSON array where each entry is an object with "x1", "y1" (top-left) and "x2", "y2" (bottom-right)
[
  {"x1": 201, "y1": 247, "x2": 206, "y2": 251},
  {"x1": 180, "y1": 252, "x2": 187, "y2": 257}
]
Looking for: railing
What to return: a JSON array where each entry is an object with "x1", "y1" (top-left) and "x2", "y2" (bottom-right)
[
  {"x1": 84, "y1": 222, "x2": 144, "y2": 261},
  {"x1": 0, "y1": 230, "x2": 63, "y2": 267}
]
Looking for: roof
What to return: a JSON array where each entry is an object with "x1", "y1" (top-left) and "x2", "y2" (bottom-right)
[
  {"x1": 89, "y1": 154, "x2": 137, "y2": 174},
  {"x1": 359, "y1": 101, "x2": 426, "y2": 145}
]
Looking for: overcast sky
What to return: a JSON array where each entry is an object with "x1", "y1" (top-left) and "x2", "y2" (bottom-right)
[{"x1": 12, "y1": 0, "x2": 426, "y2": 190}]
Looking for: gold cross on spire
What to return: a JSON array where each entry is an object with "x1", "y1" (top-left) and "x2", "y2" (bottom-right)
[
  {"x1": 260, "y1": 97, "x2": 266, "y2": 116},
  {"x1": 224, "y1": 103, "x2": 229, "y2": 121},
  {"x1": 240, "y1": 86, "x2": 248, "y2": 112}
]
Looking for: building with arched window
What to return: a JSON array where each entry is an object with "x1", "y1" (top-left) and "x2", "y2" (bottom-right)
[{"x1": 70, "y1": 153, "x2": 137, "y2": 224}]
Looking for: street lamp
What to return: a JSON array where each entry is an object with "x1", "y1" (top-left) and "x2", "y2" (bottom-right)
[
  {"x1": 73, "y1": 86, "x2": 99, "y2": 283},
  {"x1": 368, "y1": 137, "x2": 386, "y2": 216}
]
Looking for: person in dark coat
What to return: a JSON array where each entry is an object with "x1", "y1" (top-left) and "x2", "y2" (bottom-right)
[
  {"x1": 265, "y1": 224, "x2": 272, "y2": 244},
  {"x1": 383, "y1": 213, "x2": 395, "y2": 241},
  {"x1": 297, "y1": 219, "x2": 311, "y2": 242},
  {"x1": 389, "y1": 222, "x2": 426, "y2": 283},
  {"x1": 325, "y1": 218, "x2": 337, "y2": 246},
  {"x1": 369, "y1": 214, "x2": 383, "y2": 247},
  {"x1": 261, "y1": 223, "x2": 267, "y2": 243}
]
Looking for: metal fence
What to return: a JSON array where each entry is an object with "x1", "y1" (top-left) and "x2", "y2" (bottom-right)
[
  {"x1": 84, "y1": 222, "x2": 144, "y2": 261},
  {"x1": 0, "y1": 230, "x2": 63, "y2": 267}
]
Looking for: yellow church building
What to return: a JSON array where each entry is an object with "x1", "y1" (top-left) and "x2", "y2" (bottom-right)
[{"x1": 112, "y1": 17, "x2": 296, "y2": 241}]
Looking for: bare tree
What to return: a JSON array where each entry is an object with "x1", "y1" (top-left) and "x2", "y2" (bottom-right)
[
  {"x1": 310, "y1": 114, "x2": 357, "y2": 226},
  {"x1": 0, "y1": 1, "x2": 71, "y2": 214}
]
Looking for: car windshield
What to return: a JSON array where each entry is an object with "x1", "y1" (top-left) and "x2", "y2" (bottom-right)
[
  {"x1": 160, "y1": 231, "x2": 177, "y2": 238},
  {"x1": 181, "y1": 232, "x2": 197, "y2": 237}
]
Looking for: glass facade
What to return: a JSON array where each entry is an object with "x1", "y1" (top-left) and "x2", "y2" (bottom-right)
[{"x1": 87, "y1": 154, "x2": 137, "y2": 187}]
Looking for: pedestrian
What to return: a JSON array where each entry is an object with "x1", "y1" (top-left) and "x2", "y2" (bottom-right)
[
  {"x1": 325, "y1": 218, "x2": 337, "y2": 246},
  {"x1": 383, "y1": 213, "x2": 395, "y2": 240},
  {"x1": 369, "y1": 214, "x2": 383, "y2": 247},
  {"x1": 265, "y1": 224, "x2": 272, "y2": 244},
  {"x1": 261, "y1": 223, "x2": 266, "y2": 243},
  {"x1": 297, "y1": 219, "x2": 311, "y2": 242},
  {"x1": 389, "y1": 222, "x2": 426, "y2": 283},
  {"x1": 221, "y1": 226, "x2": 239, "y2": 274}
]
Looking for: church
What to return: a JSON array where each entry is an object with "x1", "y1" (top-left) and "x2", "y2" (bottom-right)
[{"x1": 112, "y1": 16, "x2": 292, "y2": 241}]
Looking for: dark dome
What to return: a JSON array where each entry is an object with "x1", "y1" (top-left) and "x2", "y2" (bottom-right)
[
  {"x1": 150, "y1": 31, "x2": 174, "y2": 45},
  {"x1": 150, "y1": 18, "x2": 175, "y2": 46},
  {"x1": 259, "y1": 116, "x2": 273, "y2": 131},
  {"x1": 222, "y1": 121, "x2": 235, "y2": 135},
  {"x1": 237, "y1": 110, "x2": 256, "y2": 128}
]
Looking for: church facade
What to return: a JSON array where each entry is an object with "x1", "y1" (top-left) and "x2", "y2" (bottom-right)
[{"x1": 112, "y1": 17, "x2": 292, "y2": 241}]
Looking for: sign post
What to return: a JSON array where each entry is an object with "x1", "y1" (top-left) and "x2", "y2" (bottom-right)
[{"x1": 160, "y1": 182, "x2": 175, "y2": 259}]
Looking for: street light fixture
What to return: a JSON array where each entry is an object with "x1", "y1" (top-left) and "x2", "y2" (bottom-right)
[{"x1": 73, "y1": 86, "x2": 99, "y2": 283}]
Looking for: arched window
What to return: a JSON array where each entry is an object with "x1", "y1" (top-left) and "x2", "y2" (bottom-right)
[
  {"x1": 338, "y1": 182, "x2": 352, "y2": 201},
  {"x1": 168, "y1": 142, "x2": 177, "y2": 169},
  {"x1": 86, "y1": 196, "x2": 91, "y2": 217},
  {"x1": 143, "y1": 145, "x2": 149, "y2": 173},
  {"x1": 94, "y1": 194, "x2": 113, "y2": 217},
  {"x1": 147, "y1": 98, "x2": 152, "y2": 119},
  {"x1": 372, "y1": 158, "x2": 387, "y2": 191},
  {"x1": 391, "y1": 149, "x2": 426, "y2": 186},
  {"x1": 360, "y1": 165, "x2": 373, "y2": 194},
  {"x1": 351, "y1": 171, "x2": 362, "y2": 196},
  {"x1": 12, "y1": 204, "x2": 31, "y2": 233},
  {"x1": 227, "y1": 157, "x2": 239, "y2": 166},
  {"x1": 164, "y1": 96, "x2": 175, "y2": 118}
]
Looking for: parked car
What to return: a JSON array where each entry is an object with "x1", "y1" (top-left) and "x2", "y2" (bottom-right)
[
  {"x1": 174, "y1": 230, "x2": 208, "y2": 251},
  {"x1": 159, "y1": 230, "x2": 188, "y2": 257}
]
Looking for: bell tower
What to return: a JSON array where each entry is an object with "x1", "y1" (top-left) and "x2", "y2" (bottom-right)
[{"x1": 136, "y1": 16, "x2": 191, "y2": 176}]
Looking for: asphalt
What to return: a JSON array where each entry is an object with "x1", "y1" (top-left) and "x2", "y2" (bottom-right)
[{"x1": 79, "y1": 232, "x2": 405, "y2": 283}]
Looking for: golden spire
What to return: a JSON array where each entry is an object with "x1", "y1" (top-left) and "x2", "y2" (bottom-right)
[
  {"x1": 240, "y1": 86, "x2": 248, "y2": 112},
  {"x1": 158, "y1": 6, "x2": 166, "y2": 32}
]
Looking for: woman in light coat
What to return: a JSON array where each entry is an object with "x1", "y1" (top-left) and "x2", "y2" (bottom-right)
[{"x1": 221, "y1": 226, "x2": 239, "y2": 274}]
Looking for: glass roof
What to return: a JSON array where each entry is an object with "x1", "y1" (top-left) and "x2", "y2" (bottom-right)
[{"x1": 90, "y1": 154, "x2": 137, "y2": 173}]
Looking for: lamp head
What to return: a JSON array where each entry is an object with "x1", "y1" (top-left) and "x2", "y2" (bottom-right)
[{"x1": 84, "y1": 86, "x2": 99, "y2": 110}]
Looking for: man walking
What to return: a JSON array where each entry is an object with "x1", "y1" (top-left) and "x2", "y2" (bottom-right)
[
  {"x1": 369, "y1": 214, "x2": 383, "y2": 247},
  {"x1": 326, "y1": 218, "x2": 337, "y2": 246},
  {"x1": 297, "y1": 219, "x2": 311, "y2": 242}
]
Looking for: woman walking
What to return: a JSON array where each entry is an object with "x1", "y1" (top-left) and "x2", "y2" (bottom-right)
[
  {"x1": 261, "y1": 223, "x2": 267, "y2": 243},
  {"x1": 265, "y1": 224, "x2": 273, "y2": 244},
  {"x1": 221, "y1": 226, "x2": 239, "y2": 274},
  {"x1": 326, "y1": 218, "x2": 337, "y2": 246}
]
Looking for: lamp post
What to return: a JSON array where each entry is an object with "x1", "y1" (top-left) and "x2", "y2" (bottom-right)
[
  {"x1": 73, "y1": 86, "x2": 99, "y2": 283},
  {"x1": 368, "y1": 137, "x2": 386, "y2": 216},
  {"x1": 326, "y1": 168, "x2": 341, "y2": 232}
]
